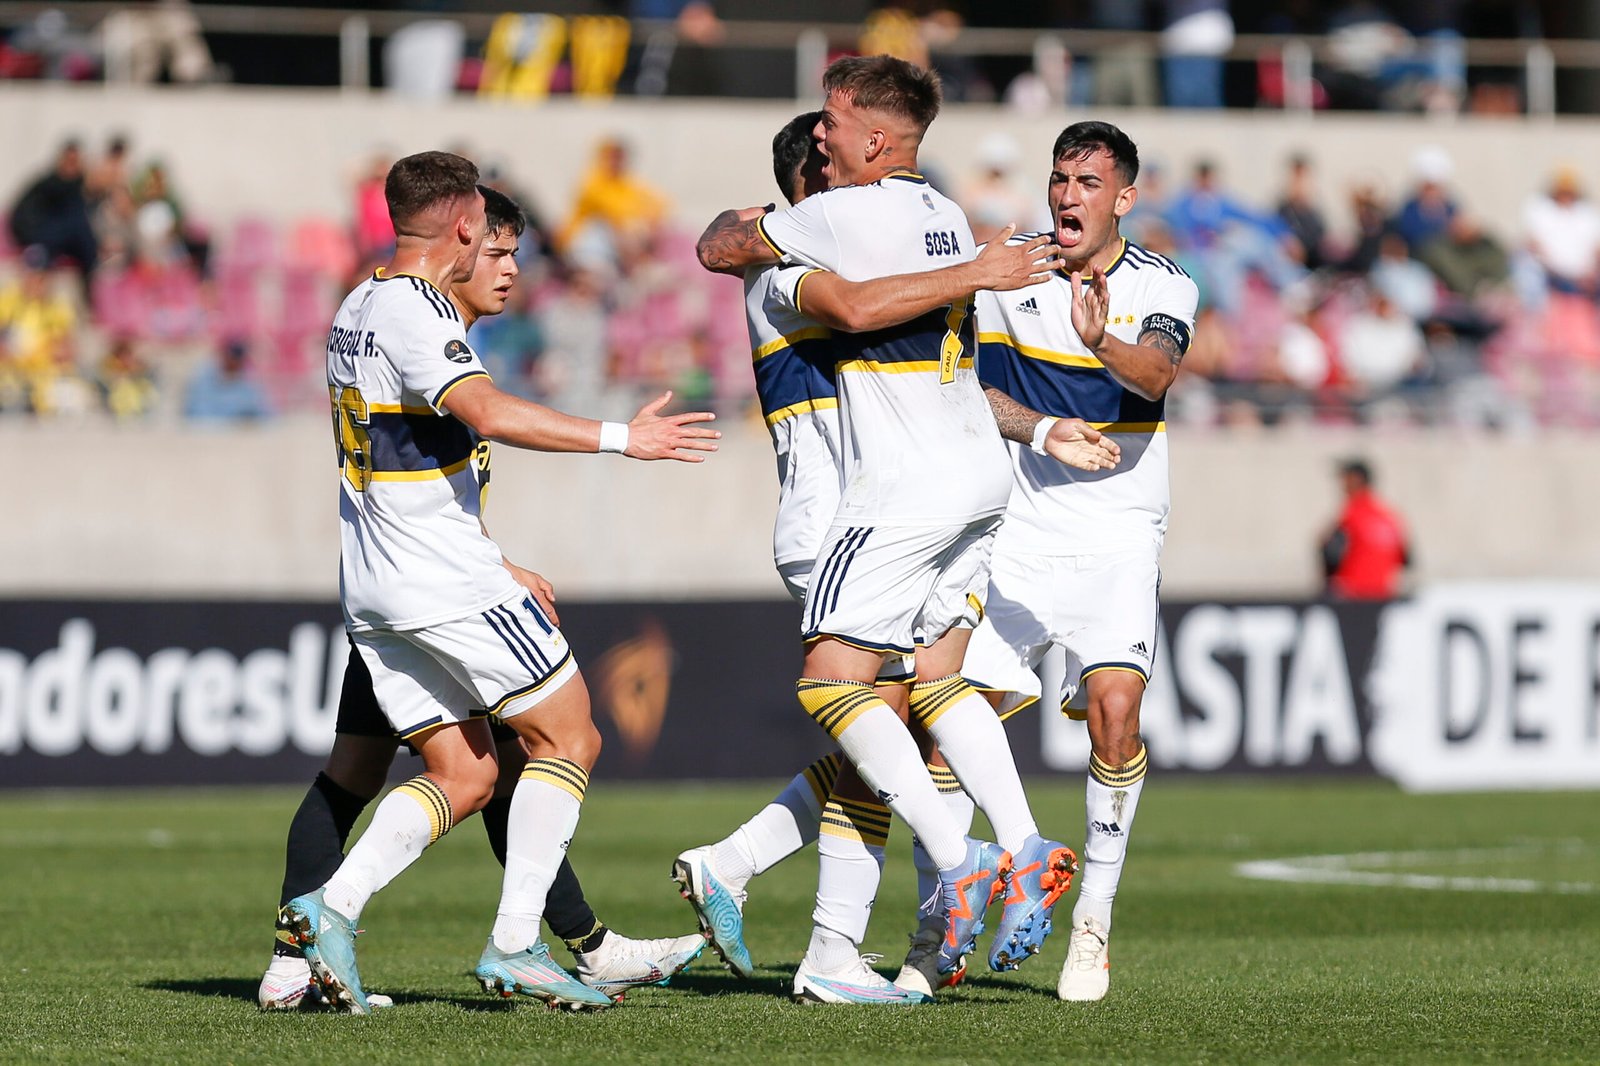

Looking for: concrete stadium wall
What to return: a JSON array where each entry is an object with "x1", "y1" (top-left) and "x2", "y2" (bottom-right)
[
  {"x1": 4, "y1": 417, "x2": 1597, "y2": 599},
  {"x1": 4, "y1": 85, "x2": 1599, "y2": 236}
]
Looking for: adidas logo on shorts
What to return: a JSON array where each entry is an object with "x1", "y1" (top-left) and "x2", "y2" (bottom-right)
[
  {"x1": 1016, "y1": 296, "x2": 1041, "y2": 315},
  {"x1": 1128, "y1": 640, "x2": 1149, "y2": 659}
]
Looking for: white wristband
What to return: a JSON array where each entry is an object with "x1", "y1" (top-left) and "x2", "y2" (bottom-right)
[
  {"x1": 598, "y1": 421, "x2": 629, "y2": 454},
  {"x1": 1029, "y1": 417, "x2": 1059, "y2": 456}
]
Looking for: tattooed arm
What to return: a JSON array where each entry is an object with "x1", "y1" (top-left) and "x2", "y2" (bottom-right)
[
  {"x1": 1068, "y1": 267, "x2": 1193, "y2": 402},
  {"x1": 696, "y1": 206, "x2": 780, "y2": 274},
  {"x1": 984, "y1": 386, "x2": 1120, "y2": 472}
]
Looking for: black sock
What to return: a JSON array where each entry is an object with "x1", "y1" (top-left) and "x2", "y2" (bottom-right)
[
  {"x1": 274, "y1": 772, "x2": 373, "y2": 955},
  {"x1": 481, "y1": 795, "x2": 513, "y2": 868},
  {"x1": 545, "y1": 857, "x2": 602, "y2": 947}
]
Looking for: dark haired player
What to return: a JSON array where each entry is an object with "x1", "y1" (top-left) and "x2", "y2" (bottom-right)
[{"x1": 962, "y1": 120, "x2": 1199, "y2": 1001}]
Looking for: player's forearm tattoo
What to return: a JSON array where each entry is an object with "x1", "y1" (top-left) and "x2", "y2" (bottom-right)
[
  {"x1": 985, "y1": 386, "x2": 1046, "y2": 444},
  {"x1": 1139, "y1": 328, "x2": 1185, "y2": 367},
  {"x1": 697, "y1": 211, "x2": 769, "y2": 273}
]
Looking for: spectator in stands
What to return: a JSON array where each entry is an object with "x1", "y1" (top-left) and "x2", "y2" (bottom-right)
[
  {"x1": 97, "y1": 335, "x2": 159, "y2": 419},
  {"x1": 1368, "y1": 231, "x2": 1438, "y2": 322},
  {"x1": 183, "y1": 340, "x2": 271, "y2": 421},
  {"x1": 1276, "y1": 153, "x2": 1328, "y2": 271},
  {"x1": 1391, "y1": 146, "x2": 1458, "y2": 252},
  {"x1": 960, "y1": 132, "x2": 1041, "y2": 246},
  {"x1": 352, "y1": 152, "x2": 395, "y2": 267},
  {"x1": 1418, "y1": 213, "x2": 1509, "y2": 302},
  {"x1": 7, "y1": 141, "x2": 98, "y2": 277},
  {"x1": 1159, "y1": 0, "x2": 1234, "y2": 109},
  {"x1": 1166, "y1": 159, "x2": 1302, "y2": 313},
  {"x1": 28, "y1": 334, "x2": 96, "y2": 418},
  {"x1": 101, "y1": 0, "x2": 218, "y2": 84},
  {"x1": 557, "y1": 137, "x2": 668, "y2": 268},
  {"x1": 1523, "y1": 165, "x2": 1600, "y2": 299},
  {"x1": 1320, "y1": 458, "x2": 1411, "y2": 599},
  {"x1": 0, "y1": 254, "x2": 78, "y2": 371},
  {"x1": 1336, "y1": 184, "x2": 1391, "y2": 274},
  {"x1": 1337, "y1": 287, "x2": 1429, "y2": 418},
  {"x1": 131, "y1": 162, "x2": 209, "y2": 274}
]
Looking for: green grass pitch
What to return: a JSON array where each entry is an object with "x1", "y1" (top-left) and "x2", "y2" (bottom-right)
[{"x1": 1, "y1": 779, "x2": 1596, "y2": 1065}]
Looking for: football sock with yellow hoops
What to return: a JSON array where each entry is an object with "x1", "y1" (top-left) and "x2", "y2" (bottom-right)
[
  {"x1": 1072, "y1": 745, "x2": 1148, "y2": 934},
  {"x1": 910, "y1": 674, "x2": 1038, "y2": 855},
  {"x1": 492, "y1": 757, "x2": 589, "y2": 953},
  {"x1": 797, "y1": 678, "x2": 966, "y2": 871},
  {"x1": 321, "y1": 775, "x2": 454, "y2": 921},
  {"x1": 712, "y1": 753, "x2": 839, "y2": 886}
]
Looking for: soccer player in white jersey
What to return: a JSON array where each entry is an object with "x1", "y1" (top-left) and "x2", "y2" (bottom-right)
[
  {"x1": 276, "y1": 151, "x2": 718, "y2": 1014},
  {"x1": 677, "y1": 110, "x2": 1097, "y2": 998},
  {"x1": 962, "y1": 120, "x2": 1199, "y2": 1001},
  {"x1": 696, "y1": 56, "x2": 1103, "y2": 1001},
  {"x1": 258, "y1": 185, "x2": 704, "y2": 1011}
]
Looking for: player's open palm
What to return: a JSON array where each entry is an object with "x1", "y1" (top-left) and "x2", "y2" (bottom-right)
[
  {"x1": 973, "y1": 225, "x2": 1065, "y2": 292},
  {"x1": 1070, "y1": 267, "x2": 1111, "y2": 352},
  {"x1": 1044, "y1": 417, "x2": 1121, "y2": 472},
  {"x1": 625, "y1": 390, "x2": 721, "y2": 462}
]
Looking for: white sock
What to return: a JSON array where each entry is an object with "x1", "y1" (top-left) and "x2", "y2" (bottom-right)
[
  {"x1": 491, "y1": 758, "x2": 588, "y2": 953},
  {"x1": 803, "y1": 928, "x2": 859, "y2": 972},
  {"x1": 713, "y1": 753, "x2": 837, "y2": 885},
  {"x1": 913, "y1": 676, "x2": 1038, "y2": 854},
  {"x1": 798, "y1": 679, "x2": 966, "y2": 871},
  {"x1": 1072, "y1": 746, "x2": 1148, "y2": 934},
  {"x1": 322, "y1": 776, "x2": 453, "y2": 921},
  {"x1": 811, "y1": 796, "x2": 889, "y2": 950},
  {"x1": 912, "y1": 763, "x2": 976, "y2": 911}
]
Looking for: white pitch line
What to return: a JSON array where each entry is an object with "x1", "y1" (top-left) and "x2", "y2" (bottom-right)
[{"x1": 1236, "y1": 847, "x2": 1598, "y2": 895}]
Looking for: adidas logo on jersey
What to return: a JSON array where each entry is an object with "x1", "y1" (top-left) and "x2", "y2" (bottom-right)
[
  {"x1": 1016, "y1": 296, "x2": 1041, "y2": 315},
  {"x1": 1128, "y1": 640, "x2": 1149, "y2": 658}
]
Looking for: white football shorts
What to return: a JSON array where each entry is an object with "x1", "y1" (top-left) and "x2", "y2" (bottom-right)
[
  {"x1": 778, "y1": 557, "x2": 915, "y2": 683},
  {"x1": 801, "y1": 515, "x2": 1000, "y2": 658},
  {"x1": 352, "y1": 591, "x2": 580, "y2": 739},
  {"x1": 962, "y1": 540, "x2": 1161, "y2": 719}
]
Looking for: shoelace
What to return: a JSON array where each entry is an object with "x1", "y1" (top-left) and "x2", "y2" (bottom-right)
[{"x1": 1066, "y1": 928, "x2": 1107, "y2": 971}]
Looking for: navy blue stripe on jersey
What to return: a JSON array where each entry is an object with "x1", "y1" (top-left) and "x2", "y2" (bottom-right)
[
  {"x1": 1123, "y1": 242, "x2": 1190, "y2": 278},
  {"x1": 409, "y1": 276, "x2": 461, "y2": 321},
  {"x1": 754, "y1": 337, "x2": 837, "y2": 419},
  {"x1": 841, "y1": 305, "x2": 973, "y2": 367},
  {"x1": 431, "y1": 370, "x2": 487, "y2": 409},
  {"x1": 978, "y1": 337, "x2": 1164, "y2": 425},
  {"x1": 365, "y1": 411, "x2": 477, "y2": 473}
]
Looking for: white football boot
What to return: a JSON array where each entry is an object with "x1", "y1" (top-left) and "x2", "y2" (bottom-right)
[{"x1": 1056, "y1": 915, "x2": 1111, "y2": 1002}]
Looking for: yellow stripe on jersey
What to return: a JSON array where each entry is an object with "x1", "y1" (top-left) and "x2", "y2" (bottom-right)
[
  {"x1": 790, "y1": 269, "x2": 824, "y2": 318},
  {"x1": 1088, "y1": 420, "x2": 1167, "y2": 433},
  {"x1": 764, "y1": 396, "x2": 838, "y2": 427},
  {"x1": 755, "y1": 215, "x2": 785, "y2": 258},
  {"x1": 367, "y1": 402, "x2": 437, "y2": 416},
  {"x1": 978, "y1": 332, "x2": 1104, "y2": 370},
  {"x1": 366, "y1": 456, "x2": 475, "y2": 482},
  {"x1": 753, "y1": 325, "x2": 832, "y2": 360},
  {"x1": 373, "y1": 268, "x2": 448, "y2": 293},
  {"x1": 836, "y1": 355, "x2": 975, "y2": 375}
]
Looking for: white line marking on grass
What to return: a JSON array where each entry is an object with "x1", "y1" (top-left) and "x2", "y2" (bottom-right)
[{"x1": 1236, "y1": 843, "x2": 1598, "y2": 895}]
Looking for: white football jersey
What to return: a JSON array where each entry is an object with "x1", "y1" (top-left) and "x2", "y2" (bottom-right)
[
  {"x1": 975, "y1": 237, "x2": 1199, "y2": 555},
  {"x1": 328, "y1": 270, "x2": 519, "y2": 631},
  {"x1": 744, "y1": 262, "x2": 842, "y2": 568},
  {"x1": 758, "y1": 173, "x2": 1011, "y2": 526}
]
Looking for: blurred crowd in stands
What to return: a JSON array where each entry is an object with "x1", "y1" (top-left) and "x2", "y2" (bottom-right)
[{"x1": 2, "y1": 124, "x2": 1598, "y2": 430}]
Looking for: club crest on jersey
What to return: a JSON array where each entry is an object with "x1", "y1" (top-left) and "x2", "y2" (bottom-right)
[
  {"x1": 922, "y1": 193, "x2": 934, "y2": 210},
  {"x1": 444, "y1": 339, "x2": 474, "y2": 363}
]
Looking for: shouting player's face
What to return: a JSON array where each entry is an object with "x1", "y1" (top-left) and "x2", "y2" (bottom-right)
[
  {"x1": 1048, "y1": 146, "x2": 1136, "y2": 267},
  {"x1": 453, "y1": 227, "x2": 519, "y2": 320},
  {"x1": 814, "y1": 91, "x2": 875, "y2": 188}
]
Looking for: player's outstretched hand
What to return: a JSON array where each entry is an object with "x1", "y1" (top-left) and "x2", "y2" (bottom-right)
[
  {"x1": 505, "y1": 563, "x2": 560, "y2": 623},
  {"x1": 1069, "y1": 267, "x2": 1111, "y2": 352},
  {"x1": 1043, "y1": 417, "x2": 1121, "y2": 472},
  {"x1": 625, "y1": 390, "x2": 721, "y2": 462},
  {"x1": 971, "y1": 225, "x2": 1065, "y2": 292}
]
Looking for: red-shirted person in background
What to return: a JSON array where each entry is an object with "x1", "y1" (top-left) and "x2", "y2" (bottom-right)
[{"x1": 1321, "y1": 459, "x2": 1411, "y2": 599}]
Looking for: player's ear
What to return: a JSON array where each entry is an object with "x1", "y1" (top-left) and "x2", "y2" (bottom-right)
[
  {"x1": 864, "y1": 127, "x2": 886, "y2": 162},
  {"x1": 1114, "y1": 184, "x2": 1138, "y2": 219}
]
